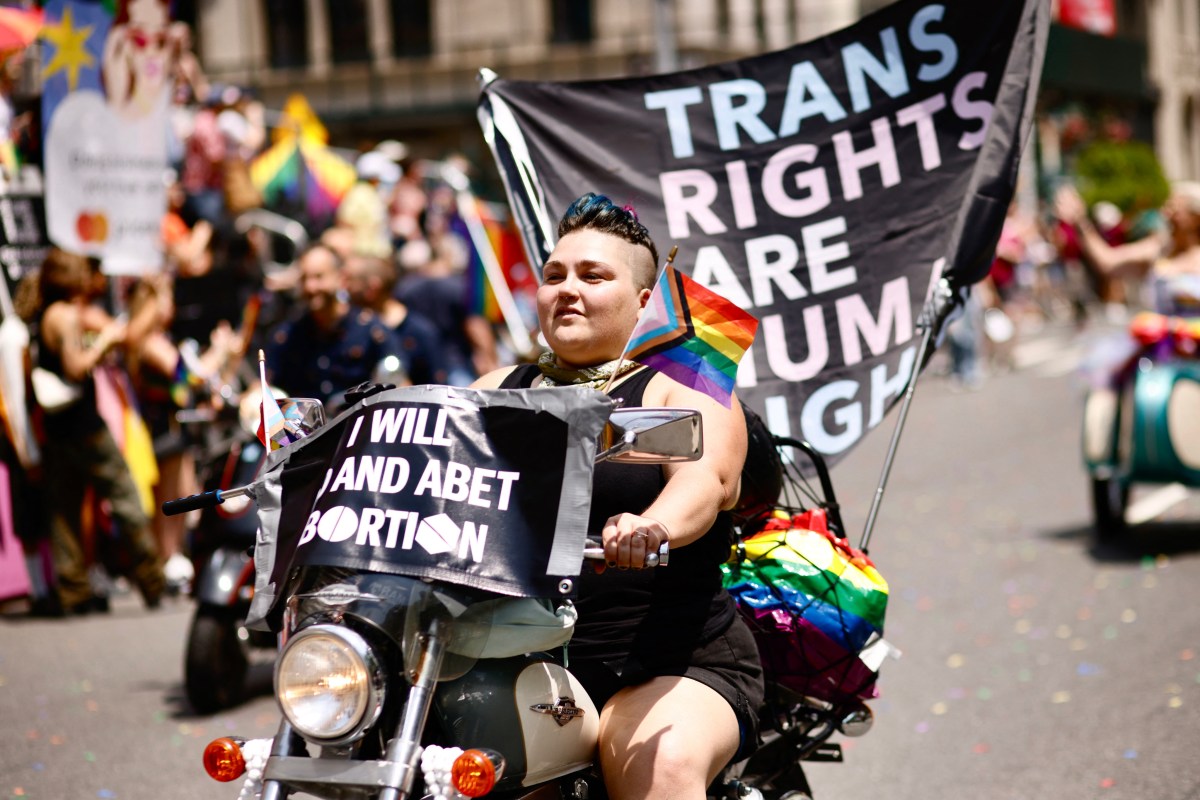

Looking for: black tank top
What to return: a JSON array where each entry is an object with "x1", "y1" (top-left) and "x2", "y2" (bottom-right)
[
  {"x1": 33, "y1": 325, "x2": 103, "y2": 437},
  {"x1": 499, "y1": 364, "x2": 736, "y2": 667}
]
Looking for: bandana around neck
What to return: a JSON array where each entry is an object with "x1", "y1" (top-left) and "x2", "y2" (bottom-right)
[{"x1": 536, "y1": 351, "x2": 640, "y2": 390}]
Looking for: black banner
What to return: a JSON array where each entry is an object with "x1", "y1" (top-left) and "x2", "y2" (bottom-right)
[
  {"x1": 0, "y1": 166, "x2": 50, "y2": 295},
  {"x1": 479, "y1": 0, "x2": 1049, "y2": 462},
  {"x1": 247, "y1": 386, "x2": 613, "y2": 628}
]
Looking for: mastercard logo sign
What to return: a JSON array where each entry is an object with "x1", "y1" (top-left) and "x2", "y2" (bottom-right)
[{"x1": 75, "y1": 211, "x2": 109, "y2": 243}]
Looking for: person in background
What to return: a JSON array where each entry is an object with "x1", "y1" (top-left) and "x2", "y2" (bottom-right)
[
  {"x1": 343, "y1": 251, "x2": 447, "y2": 386},
  {"x1": 18, "y1": 249, "x2": 165, "y2": 614},
  {"x1": 180, "y1": 91, "x2": 226, "y2": 225},
  {"x1": 395, "y1": 201, "x2": 497, "y2": 385},
  {"x1": 1055, "y1": 183, "x2": 1200, "y2": 398},
  {"x1": 388, "y1": 154, "x2": 427, "y2": 251},
  {"x1": 473, "y1": 193, "x2": 762, "y2": 800},
  {"x1": 265, "y1": 242, "x2": 397, "y2": 407},
  {"x1": 124, "y1": 273, "x2": 237, "y2": 590},
  {"x1": 161, "y1": 171, "x2": 212, "y2": 271},
  {"x1": 338, "y1": 151, "x2": 399, "y2": 259},
  {"x1": 1056, "y1": 183, "x2": 1200, "y2": 314}
]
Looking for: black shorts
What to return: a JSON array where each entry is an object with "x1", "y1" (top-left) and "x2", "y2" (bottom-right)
[{"x1": 567, "y1": 617, "x2": 765, "y2": 762}]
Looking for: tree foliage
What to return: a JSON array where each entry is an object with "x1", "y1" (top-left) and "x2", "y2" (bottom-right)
[{"x1": 1074, "y1": 140, "x2": 1170, "y2": 214}]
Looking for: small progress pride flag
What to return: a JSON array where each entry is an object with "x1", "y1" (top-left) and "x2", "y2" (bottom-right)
[{"x1": 626, "y1": 264, "x2": 758, "y2": 408}]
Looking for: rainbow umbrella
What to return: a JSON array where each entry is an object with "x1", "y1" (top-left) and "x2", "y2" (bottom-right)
[
  {"x1": 250, "y1": 94, "x2": 357, "y2": 223},
  {"x1": 0, "y1": 5, "x2": 42, "y2": 53}
]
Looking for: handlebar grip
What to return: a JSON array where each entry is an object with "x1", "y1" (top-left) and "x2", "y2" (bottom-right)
[
  {"x1": 162, "y1": 490, "x2": 225, "y2": 517},
  {"x1": 583, "y1": 541, "x2": 669, "y2": 568}
]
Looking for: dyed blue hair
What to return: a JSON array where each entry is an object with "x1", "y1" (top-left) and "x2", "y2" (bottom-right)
[{"x1": 558, "y1": 193, "x2": 659, "y2": 287}]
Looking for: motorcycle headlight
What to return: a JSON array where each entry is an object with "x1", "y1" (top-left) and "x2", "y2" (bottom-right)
[{"x1": 275, "y1": 625, "x2": 385, "y2": 744}]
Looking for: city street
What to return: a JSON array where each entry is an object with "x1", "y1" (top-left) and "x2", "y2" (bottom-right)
[{"x1": 2, "y1": 318, "x2": 1200, "y2": 800}]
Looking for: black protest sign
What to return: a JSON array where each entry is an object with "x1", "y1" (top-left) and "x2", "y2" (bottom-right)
[
  {"x1": 0, "y1": 167, "x2": 49, "y2": 291},
  {"x1": 248, "y1": 386, "x2": 613, "y2": 628},
  {"x1": 479, "y1": 0, "x2": 1048, "y2": 462},
  {"x1": 296, "y1": 399, "x2": 571, "y2": 593}
]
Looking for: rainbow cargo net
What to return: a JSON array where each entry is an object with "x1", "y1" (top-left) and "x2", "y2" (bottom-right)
[{"x1": 722, "y1": 508, "x2": 890, "y2": 705}]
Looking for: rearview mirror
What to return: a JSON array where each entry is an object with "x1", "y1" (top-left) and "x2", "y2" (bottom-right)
[{"x1": 598, "y1": 408, "x2": 703, "y2": 464}]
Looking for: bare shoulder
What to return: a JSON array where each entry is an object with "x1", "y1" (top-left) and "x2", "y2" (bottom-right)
[
  {"x1": 644, "y1": 371, "x2": 744, "y2": 424},
  {"x1": 470, "y1": 364, "x2": 521, "y2": 389},
  {"x1": 40, "y1": 301, "x2": 75, "y2": 335}
]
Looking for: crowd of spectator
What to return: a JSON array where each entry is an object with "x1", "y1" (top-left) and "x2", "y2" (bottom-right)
[
  {"x1": 0, "y1": 20, "x2": 1190, "y2": 617},
  {"x1": 939, "y1": 179, "x2": 1186, "y2": 391},
  {"x1": 0, "y1": 33, "x2": 527, "y2": 616}
]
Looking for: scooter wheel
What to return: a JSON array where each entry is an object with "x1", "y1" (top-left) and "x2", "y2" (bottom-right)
[
  {"x1": 1091, "y1": 476, "x2": 1130, "y2": 543},
  {"x1": 184, "y1": 606, "x2": 249, "y2": 714}
]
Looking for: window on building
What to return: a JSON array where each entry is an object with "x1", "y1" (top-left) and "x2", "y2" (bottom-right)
[
  {"x1": 550, "y1": 0, "x2": 592, "y2": 44},
  {"x1": 264, "y1": 0, "x2": 308, "y2": 69},
  {"x1": 1115, "y1": 0, "x2": 1146, "y2": 37},
  {"x1": 716, "y1": 0, "x2": 730, "y2": 37},
  {"x1": 173, "y1": 0, "x2": 198, "y2": 33},
  {"x1": 327, "y1": 0, "x2": 371, "y2": 64},
  {"x1": 392, "y1": 0, "x2": 433, "y2": 58},
  {"x1": 753, "y1": 0, "x2": 767, "y2": 47}
]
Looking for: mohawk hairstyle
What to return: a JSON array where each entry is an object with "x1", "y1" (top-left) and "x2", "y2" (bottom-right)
[{"x1": 557, "y1": 192, "x2": 660, "y2": 288}]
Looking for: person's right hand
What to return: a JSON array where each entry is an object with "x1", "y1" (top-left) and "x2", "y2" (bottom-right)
[{"x1": 601, "y1": 512, "x2": 670, "y2": 570}]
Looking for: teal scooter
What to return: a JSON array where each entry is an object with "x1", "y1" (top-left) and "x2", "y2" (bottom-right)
[{"x1": 1083, "y1": 312, "x2": 1200, "y2": 541}]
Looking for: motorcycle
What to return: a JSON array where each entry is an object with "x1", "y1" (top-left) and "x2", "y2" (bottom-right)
[
  {"x1": 166, "y1": 384, "x2": 873, "y2": 799},
  {"x1": 180, "y1": 391, "x2": 278, "y2": 714},
  {"x1": 1082, "y1": 311, "x2": 1200, "y2": 541}
]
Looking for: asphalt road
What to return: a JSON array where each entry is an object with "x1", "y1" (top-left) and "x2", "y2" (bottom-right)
[{"x1": 2, "y1": 318, "x2": 1199, "y2": 800}]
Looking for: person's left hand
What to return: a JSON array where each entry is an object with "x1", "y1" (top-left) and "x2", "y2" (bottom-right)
[
  {"x1": 601, "y1": 513, "x2": 669, "y2": 571},
  {"x1": 1054, "y1": 185, "x2": 1087, "y2": 225}
]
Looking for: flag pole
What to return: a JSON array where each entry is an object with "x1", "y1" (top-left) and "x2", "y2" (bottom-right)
[
  {"x1": 859, "y1": 277, "x2": 957, "y2": 553},
  {"x1": 600, "y1": 244, "x2": 677, "y2": 395},
  {"x1": 258, "y1": 349, "x2": 268, "y2": 389},
  {"x1": 441, "y1": 162, "x2": 534, "y2": 357}
]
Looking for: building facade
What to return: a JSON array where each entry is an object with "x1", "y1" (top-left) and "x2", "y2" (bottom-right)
[
  {"x1": 1147, "y1": 0, "x2": 1200, "y2": 181},
  {"x1": 185, "y1": 0, "x2": 867, "y2": 159},
  {"x1": 185, "y1": 0, "x2": 1200, "y2": 183}
]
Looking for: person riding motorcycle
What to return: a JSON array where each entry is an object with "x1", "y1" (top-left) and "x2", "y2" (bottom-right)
[
  {"x1": 472, "y1": 192, "x2": 764, "y2": 800},
  {"x1": 1055, "y1": 183, "x2": 1200, "y2": 537}
]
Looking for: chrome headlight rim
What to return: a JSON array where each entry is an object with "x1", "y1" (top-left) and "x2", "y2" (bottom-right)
[{"x1": 275, "y1": 624, "x2": 386, "y2": 746}]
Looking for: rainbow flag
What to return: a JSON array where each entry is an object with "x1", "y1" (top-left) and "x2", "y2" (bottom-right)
[
  {"x1": 250, "y1": 94, "x2": 357, "y2": 224},
  {"x1": 460, "y1": 200, "x2": 526, "y2": 324},
  {"x1": 625, "y1": 264, "x2": 758, "y2": 408},
  {"x1": 257, "y1": 355, "x2": 298, "y2": 451},
  {"x1": 455, "y1": 208, "x2": 501, "y2": 323},
  {"x1": 721, "y1": 522, "x2": 891, "y2": 703}
]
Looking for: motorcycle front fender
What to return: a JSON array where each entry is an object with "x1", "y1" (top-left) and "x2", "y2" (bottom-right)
[{"x1": 193, "y1": 546, "x2": 254, "y2": 607}]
